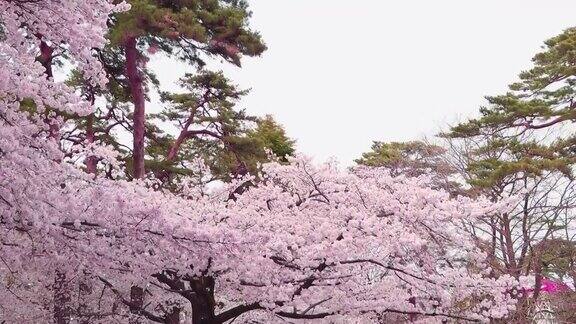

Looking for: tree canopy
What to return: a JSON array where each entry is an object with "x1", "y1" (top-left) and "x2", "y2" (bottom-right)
[{"x1": 1, "y1": 0, "x2": 572, "y2": 323}]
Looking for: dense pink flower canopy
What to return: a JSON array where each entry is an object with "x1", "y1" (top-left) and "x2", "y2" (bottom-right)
[{"x1": 0, "y1": 0, "x2": 523, "y2": 323}]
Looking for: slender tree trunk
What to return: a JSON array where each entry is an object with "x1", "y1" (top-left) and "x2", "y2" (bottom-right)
[
  {"x1": 158, "y1": 131, "x2": 190, "y2": 182},
  {"x1": 502, "y1": 214, "x2": 519, "y2": 277},
  {"x1": 38, "y1": 38, "x2": 61, "y2": 139},
  {"x1": 53, "y1": 270, "x2": 71, "y2": 324},
  {"x1": 78, "y1": 270, "x2": 93, "y2": 324},
  {"x1": 124, "y1": 36, "x2": 146, "y2": 179},
  {"x1": 85, "y1": 90, "x2": 97, "y2": 174},
  {"x1": 85, "y1": 113, "x2": 97, "y2": 174},
  {"x1": 39, "y1": 36, "x2": 70, "y2": 323},
  {"x1": 166, "y1": 132, "x2": 187, "y2": 162},
  {"x1": 124, "y1": 36, "x2": 147, "y2": 322},
  {"x1": 39, "y1": 40, "x2": 54, "y2": 78}
]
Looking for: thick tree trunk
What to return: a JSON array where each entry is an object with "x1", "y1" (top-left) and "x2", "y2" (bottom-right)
[
  {"x1": 129, "y1": 286, "x2": 145, "y2": 324},
  {"x1": 191, "y1": 300, "x2": 216, "y2": 324},
  {"x1": 124, "y1": 36, "x2": 146, "y2": 179},
  {"x1": 124, "y1": 36, "x2": 147, "y2": 323},
  {"x1": 165, "y1": 307, "x2": 180, "y2": 324},
  {"x1": 189, "y1": 277, "x2": 216, "y2": 324},
  {"x1": 40, "y1": 37, "x2": 70, "y2": 324}
]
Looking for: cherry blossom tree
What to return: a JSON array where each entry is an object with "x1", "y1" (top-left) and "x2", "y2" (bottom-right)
[
  {"x1": 0, "y1": 0, "x2": 129, "y2": 322},
  {"x1": 1, "y1": 152, "x2": 524, "y2": 322},
  {"x1": 0, "y1": 0, "x2": 525, "y2": 323}
]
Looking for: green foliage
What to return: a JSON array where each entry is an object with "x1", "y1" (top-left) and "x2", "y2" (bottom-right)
[
  {"x1": 247, "y1": 115, "x2": 295, "y2": 162},
  {"x1": 444, "y1": 94, "x2": 559, "y2": 139},
  {"x1": 457, "y1": 137, "x2": 574, "y2": 188},
  {"x1": 19, "y1": 98, "x2": 38, "y2": 114},
  {"x1": 355, "y1": 141, "x2": 460, "y2": 193},
  {"x1": 355, "y1": 141, "x2": 450, "y2": 174},
  {"x1": 158, "y1": 70, "x2": 249, "y2": 121},
  {"x1": 63, "y1": 0, "x2": 267, "y2": 181},
  {"x1": 446, "y1": 27, "x2": 576, "y2": 139},
  {"x1": 144, "y1": 71, "x2": 295, "y2": 183},
  {"x1": 466, "y1": 156, "x2": 572, "y2": 188},
  {"x1": 356, "y1": 141, "x2": 441, "y2": 166},
  {"x1": 513, "y1": 27, "x2": 576, "y2": 93},
  {"x1": 108, "y1": 0, "x2": 266, "y2": 66},
  {"x1": 537, "y1": 239, "x2": 576, "y2": 280},
  {"x1": 446, "y1": 27, "x2": 576, "y2": 137},
  {"x1": 442, "y1": 27, "x2": 576, "y2": 188}
]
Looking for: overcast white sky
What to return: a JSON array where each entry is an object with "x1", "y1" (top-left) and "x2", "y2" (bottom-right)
[{"x1": 151, "y1": 1, "x2": 576, "y2": 166}]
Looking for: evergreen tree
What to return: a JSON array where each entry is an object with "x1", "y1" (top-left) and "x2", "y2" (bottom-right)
[
  {"x1": 446, "y1": 27, "x2": 576, "y2": 186},
  {"x1": 146, "y1": 72, "x2": 295, "y2": 186},
  {"x1": 104, "y1": 0, "x2": 266, "y2": 179},
  {"x1": 438, "y1": 27, "x2": 576, "y2": 321},
  {"x1": 248, "y1": 114, "x2": 296, "y2": 162},
  {"x1": 67, "y1": 2, "x2": 267, "y2": 316},
  {"x1": 355, "y1": 141, "x2": 461, "y2": 193},
  {"x1": 148, "y1": 70, "x2": 252, "y2": 183}
]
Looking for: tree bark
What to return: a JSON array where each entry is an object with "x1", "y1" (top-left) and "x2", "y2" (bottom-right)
[
  {"x1": 39, "y1": 40, "x2": 53, "y2": 78},
  {"x1": 125, "y1": 37, "x2": 147, "y2": 321},
  {"x1": 38, "y1": 38, "x2": 61, "y2": 139},
  {"x1": 124, "y1": 36, "x2": 146, "y2": 179},
  {"x1": 85, "y1": 113, "x2": 97, "y2": 174},
  {"x1": 129, "y1": 286, "x2": 145, "y2": 324},
  {"x1": 78, "y1": 270, "x2": 93, "y2": 324},
  {"x1": 85, "y1": 89, "x2": 97, "y2": 174},
  {"x1": 164, "y1": 307, "x2": 180, "y2": 324},
  {"x1": 53, "y1": 270, "x2": 71, "y2": 324},
  {"x1": 189, "y1": 277, "x2": 216, "y2": 324},
  {"x1": 39, "y1": 36, "x2": 70, "y2": 324},
  {"x1": 166, "y1": 131, "x2": 188, "y2": 162}
]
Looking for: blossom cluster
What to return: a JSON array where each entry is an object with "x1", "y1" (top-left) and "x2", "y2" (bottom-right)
[{"x1": 0, "y1": 0, "x2": 521, "y2": 322}]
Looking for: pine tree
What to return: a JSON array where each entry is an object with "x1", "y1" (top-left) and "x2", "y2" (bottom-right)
[
  {"x1": 445, "y1": 27, "x2": 576, "y2": 186},
  {"x1": 355, "y1": 141, "x2": 460, "y2": 193},
  {"x1": 104, "y1": 0, "x2": 266, "y2": 179},
  {"x1": 146, "y1": 72, "x2": 295, "y2": 186},
  {"x1": 438, "y1": 27, "x2": 576, "y2": 321},
  {"x1": 248, "y1": 114, "x2": 296, "y2": 162}
]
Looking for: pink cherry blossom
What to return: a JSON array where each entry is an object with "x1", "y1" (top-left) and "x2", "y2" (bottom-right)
[{"x1": 0, "y1": 0, "x2": 524, "y2": 322}]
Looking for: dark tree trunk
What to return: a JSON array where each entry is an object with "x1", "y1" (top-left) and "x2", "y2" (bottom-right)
[
  {"x1": 85, "y1": 89, "x2": 97, "y2": 174},
  {"x1": 53, "y1": 270, "x2": 71, "y2": 324},
  {"x1": 41, "y1": 36, "x2": 70, "y2": 324},
  {"x1": 38, "y1": 38, "x2": 60, "y2": 139},
  {"x1": 129, "y1": 286, "x2": 145, "y2": 324},
  {"x1": 189, "y1": 277, "x2": 216, "y2": 324},
  {"x1": 125, "y1": 36, "x2": 147, "y2": 322},
  {"x1": 78, "y1": 270, "x2": 93, "y2": 324},
  {"x1": 165, "y1": 307, "x2": 180, "y2": 324},
  {"x1": 39, "y1": 39, "x2": 53, "y2": 78},
  {"x1": 85, "y1": 113, "x2": 97, "y2": 174},
  {"x1": 124, "y1": 36, "x2": 146, "y2": 179}
]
